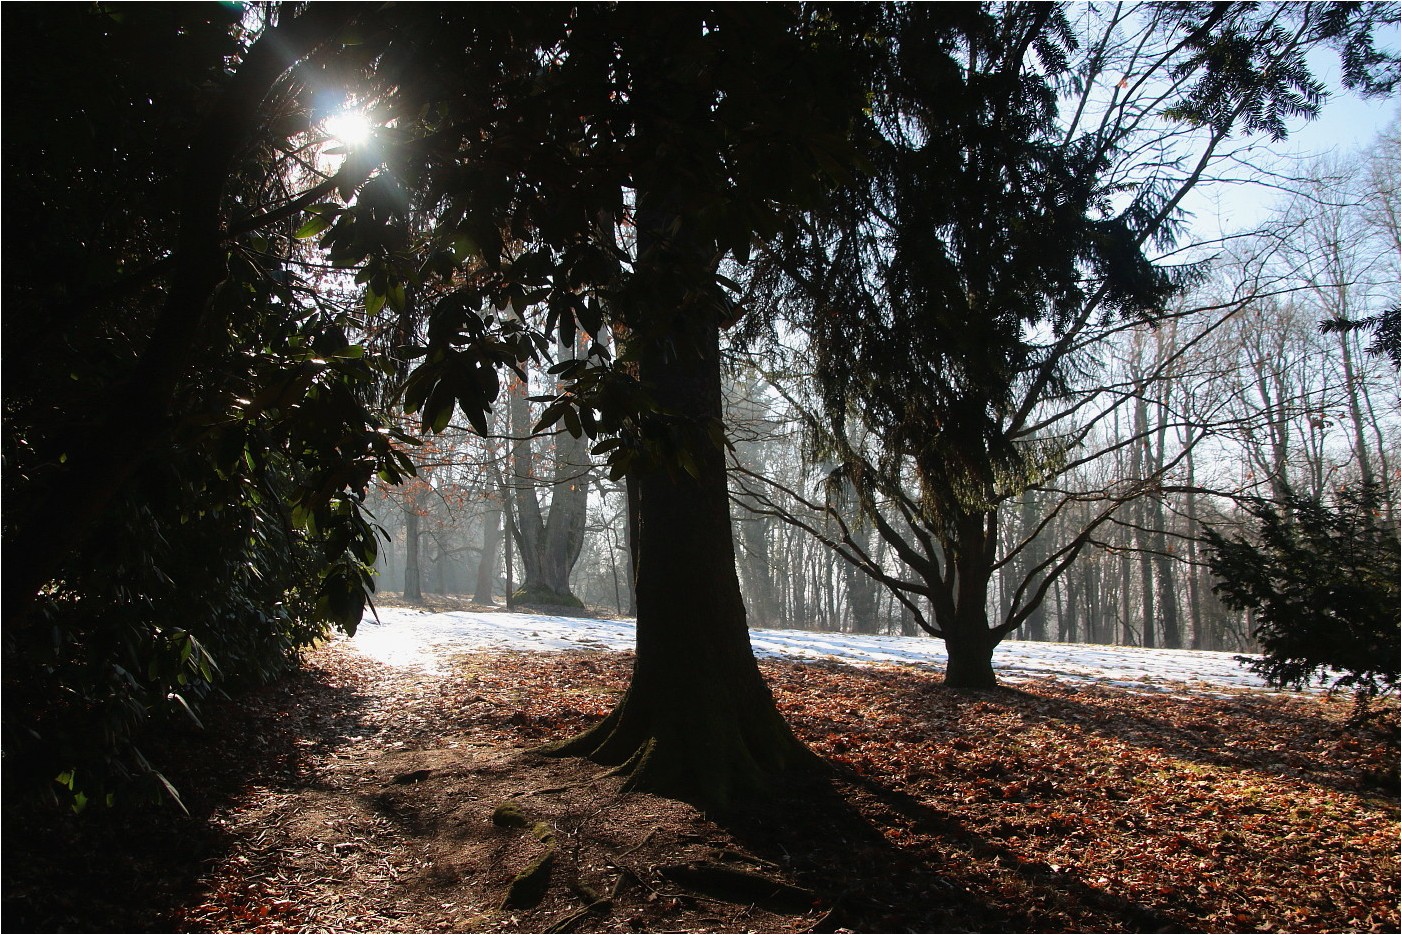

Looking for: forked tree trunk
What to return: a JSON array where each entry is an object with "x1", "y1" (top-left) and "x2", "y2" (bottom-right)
[
  {"x1": 936, "y1": 512, "x2": 1001, "y2": 689},
  {"x1": 548, "y1": 290, "x2": 816, "y2": 811},
  {"x1": 507, "y1": 365, "x2": 589, "y2": 606}
]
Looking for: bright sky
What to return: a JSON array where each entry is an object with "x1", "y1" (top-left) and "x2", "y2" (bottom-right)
[
  {"x1": 1181, "y1": 44, "x2": 1401, "y2": 244},
  {"x1": 323, "y1": 110, "x2": 374, "y2": 148}
]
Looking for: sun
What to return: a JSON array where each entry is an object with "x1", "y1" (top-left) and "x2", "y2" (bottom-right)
[{"x1": 323, "y1": 110, "x2": 374, "y2": 148}]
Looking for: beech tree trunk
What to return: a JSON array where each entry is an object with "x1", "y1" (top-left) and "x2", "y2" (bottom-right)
[
  {"x1": 403, "y1": 505, "x2": 423, "y2": 603},
  {"x1": 507, "y1": 363, "x2": 589, "y2": 606},
  {"x1": 473, "y1": 505, "x2": 502, "y2": 604}
]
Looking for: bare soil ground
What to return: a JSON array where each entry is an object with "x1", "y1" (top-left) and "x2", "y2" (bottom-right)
[{"x1": 4, "y1": 609, "x2": 1398, "y2": 934}]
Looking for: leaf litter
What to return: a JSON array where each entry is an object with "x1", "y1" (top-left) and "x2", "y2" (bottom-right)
[{"x1": 3, "y1": 616, "x2": 1397, "y2": 934}]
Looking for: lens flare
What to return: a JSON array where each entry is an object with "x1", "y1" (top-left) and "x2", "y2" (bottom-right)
[{"x1": 323, "y1": 110, "x2": 373, "y2": 147}]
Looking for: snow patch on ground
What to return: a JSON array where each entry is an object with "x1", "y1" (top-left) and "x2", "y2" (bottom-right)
[{"x1": 347, "y1": 607, "x2": 1289, "y2": 695}]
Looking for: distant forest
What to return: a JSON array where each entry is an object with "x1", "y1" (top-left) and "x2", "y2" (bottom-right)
[{"x1": 369, "y1": 125, "x2": 1399, "y2": 655}]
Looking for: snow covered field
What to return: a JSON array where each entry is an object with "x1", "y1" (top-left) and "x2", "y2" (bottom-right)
[{"x1": 348, "y1": 606, "x2": 1293, "y2": 695}]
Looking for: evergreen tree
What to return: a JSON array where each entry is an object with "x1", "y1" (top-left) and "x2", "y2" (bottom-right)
[
  {"x1": 744, "y1": 1, "x2": 1399, "y2": 687},
  {"x1": 1206, "y1": 485, "x2": 1400, "y2": 700}
]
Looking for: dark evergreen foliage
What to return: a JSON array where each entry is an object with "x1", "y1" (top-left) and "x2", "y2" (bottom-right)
[
  {"x1": 745, "y1": 4, "x2": 1188, "y2": 687},
  {"x1": 1206, "y1": 485, "x2": 1400, "y2": 699},
  {"x1": 1322, "y1": 306, "x2": 1402, "y2": 369}
]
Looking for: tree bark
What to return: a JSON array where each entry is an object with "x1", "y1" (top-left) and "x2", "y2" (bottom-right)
[
  {"x1": 624, "y1": 474, "x2": 639, "y2": 615},
  {"x1": 1151, "y1": 408, "x2": 1181, "y2": 649},
  {"x1": 504, "y1": 507, "x2": 516, "y2": 611},
  {"x1": 1085, "y1": 559, "x2": 1104, "y2": 644},
  {"x1": 474, "y1": 505, "x2": 503, "y2": 604},
  {"x1": 842, "y1": 524, "x2": 881, "y2": 634},
  {"x1": 1059, "y1": 574, "x2": 1079, "y2": 643},
  {"x1": 940, "y1": 512, "x2": 1000, "y2": 689},
  {"x1": 736, "y1": 514, "x2": 778, "y2": 626},
  {"x1": 1119, "y1": 524, "x2": 1136, "y2": 646},
  {"x1": 1336, "y1": 325, "x2": 1376, "y2": 487},
  {"x1": 507, "y1": 363, "x2": 589, "y2": 606},
  {"x1": 1018, "y1": 488, "x2": 1047, "y2": 641},
  {"x1": 403, "y1": 505, "x2": 423, "y2": 603},
  {"x1": 548, "y1": 190, "x2": 815, "y2": 809},
  {"x1": 944, "y1": 631, "x2": 998, "y2": 689},
  {"x1": 1184, "y1": 446, "x2": 1204, "y2": 649}
]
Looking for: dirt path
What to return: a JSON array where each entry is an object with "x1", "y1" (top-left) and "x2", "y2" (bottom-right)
[{"x1": 172, "y1": 643, "x2": 844, "y2": 934}]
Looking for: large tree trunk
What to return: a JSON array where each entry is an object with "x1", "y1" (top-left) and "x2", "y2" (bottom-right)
[
  {"x1": 549, "y1": 209, "x2": 815, "y2": 810},
  {"x1": 940, "y1": 512, "x2": 1000, "y2": 689},
  {"x1": 944, "y1": 629, "x2": 998, "y2": 689},
  {"x1": 547, "y1": 33, "x2": 824, "y2": 805},
  {"x1": 507, "y1": 361, "x2": 589, "y2": 607},
  {"x1": 538, "y1": 419, "x2": 590, "y2": 598}
]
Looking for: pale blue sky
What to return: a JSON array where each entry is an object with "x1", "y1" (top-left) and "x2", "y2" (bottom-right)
[{"x1": 1181, "y1": 41, "x2": 1400, "y2": 243}]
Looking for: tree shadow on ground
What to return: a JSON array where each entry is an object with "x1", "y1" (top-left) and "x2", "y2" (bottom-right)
[
  {"x1": 999, "y1": 681, "x2": 1400, "y2": 802},
  {"x1": 0, "y1": 664, "x2": 375, "y2": 934},
  {"x1": 9, "y1": 645, "x2": 1392, "y2": 934},
  {"x1": 718, "y1": 764, "x2": 1187, "y2": 934}
]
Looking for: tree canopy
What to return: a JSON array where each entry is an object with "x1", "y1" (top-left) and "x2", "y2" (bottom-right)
[
  {"x1": 3, "y1": 4, "x2": 407, "y2": 806},
  {"x1": 738, "y1": 1, "x2": 1400, "y2": 687},
  {"x1": 4, "y1": 1, "x2": 878, "y2": 810}
]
